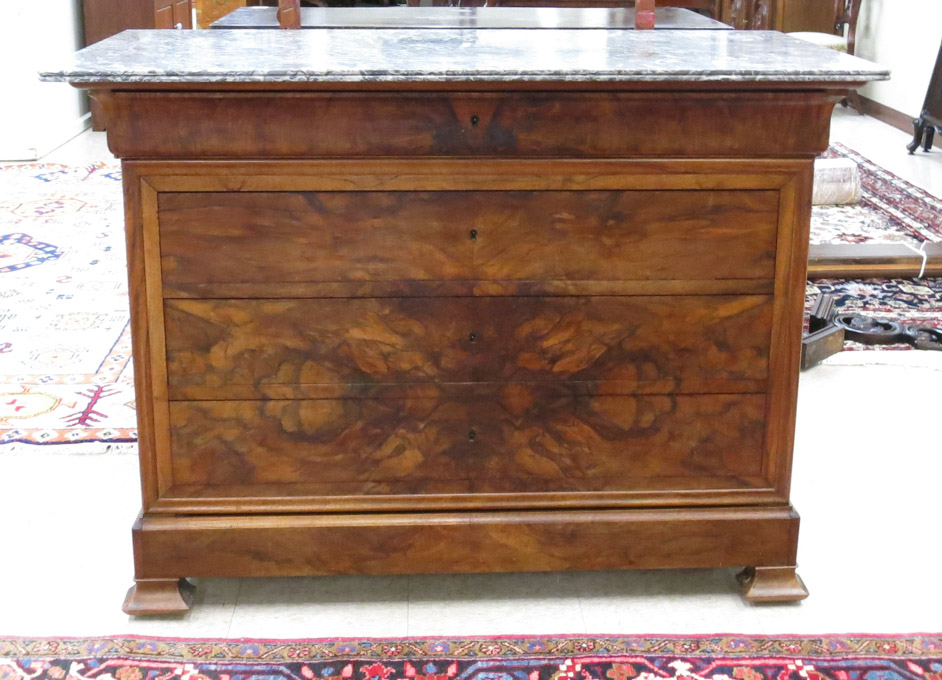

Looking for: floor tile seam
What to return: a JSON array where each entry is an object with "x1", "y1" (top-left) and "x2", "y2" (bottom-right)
[{"x1": 225, "y1": 578, "x2": 244, "y2": 639}]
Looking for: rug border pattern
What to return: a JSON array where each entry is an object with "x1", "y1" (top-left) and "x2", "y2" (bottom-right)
[{"x1": 2, "y1": 635, "x2": 941, "y2": 661}]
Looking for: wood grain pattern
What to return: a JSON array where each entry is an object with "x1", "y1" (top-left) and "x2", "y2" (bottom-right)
[
  {"x1": 762, "y1": 168, "x2": 812, "y2": 503},
  {"x1": 162, "y1": 279, "x2": 776, "y2": 300},
  {"x1": 131, "y1": 507, "x2": 801, "y2": 579},
  {"x1": 167, "y1": 393, "x2": 767, "y2": 497},
  {"x1": 122, "y1": 166, "x2": 169, "y2": 511},
  {"x1": 164, "y1": 297, "x2": 471, "y2": 394},
  {"x1": 159, "y1": 191, "x2": 471, "y2": 285},
  {"x1": 164, "y1": 295, "x2": 772, "y2": 399},
  {"x1": 154, "y1": 479, "x2": 777, "y2": 514},
  {"x1": 136, "y1": 158, "x2": 811, "y2": 190},
  {"x1": 472, "y1": 190, "x2": 778, "y2": 281},
  {"x1": 159, "y1": 190, "x2": 778, "y2": 286},
  {"x1": 105, "y1": 91, "x2": 839, "y2": 159},
  {"x1": 474, "y1": 295, "x2": 771, "y2": 384}
]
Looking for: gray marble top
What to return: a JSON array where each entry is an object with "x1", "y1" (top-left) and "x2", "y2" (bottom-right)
[
  {"x1": 209, "y1": 6, "x2": 729, "y2": 30},
  {"x1": 41, "y1": 28, "x2": 889, "y2": 85}
]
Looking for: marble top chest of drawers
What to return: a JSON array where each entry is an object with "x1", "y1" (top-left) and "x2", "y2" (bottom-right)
[{"x1": 42, "y1": 27, "x2": 888, "y2": 613}]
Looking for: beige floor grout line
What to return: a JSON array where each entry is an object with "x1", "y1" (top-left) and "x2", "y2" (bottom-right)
[{"x1": 225, "y1": 579, "x2": 244, "y2": 639}]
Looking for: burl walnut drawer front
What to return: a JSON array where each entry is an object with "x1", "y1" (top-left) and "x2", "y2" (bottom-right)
[
  {"x1": 164, "y1": 295, "x2": 772, "y2": 400},
  {"x1": 167, "y1": 393, "x2": 767, "y2": 502},
  {"x1": 158, "y1": 189, "x2": 779, "y2": 288}
]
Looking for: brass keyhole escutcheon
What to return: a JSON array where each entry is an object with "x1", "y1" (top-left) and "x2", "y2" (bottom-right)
[
  {"x1": 469, "y1": 331, "x2": 477, "y2": 343},
  {"x1": 469, "y1": 229, "x2": 478, "y2": 241},
  {"x1": 468, "y1": 430, "x2": 476, "y2": 442},
  {"x1": 470, "y1": 114, "x2": 480, "y2": 127}
]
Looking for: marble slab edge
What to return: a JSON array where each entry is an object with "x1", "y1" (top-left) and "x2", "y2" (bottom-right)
[
  {"x1": 39, "y1": 29, "x2": 890, "y2": 84},
  {"x1": 41, "y1": 72, "x2": 889, "y2": 84}
]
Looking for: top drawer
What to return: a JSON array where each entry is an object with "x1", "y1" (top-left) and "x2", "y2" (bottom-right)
[
  {"x1": 158, "y1": 188, "x2": 778, "y2": 291},
  {"x1": 106, "y1": 91, "x2": 835, "y2": 158}
]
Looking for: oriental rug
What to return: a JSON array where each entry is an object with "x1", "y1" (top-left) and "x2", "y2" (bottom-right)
[
  {"x1": 0, "y1": 162, "x2": 134, "y2": 453},
  {"x1": 814, "y1": 142, "x2": 942, "y2": 245},
  {"x1": 1, "y1": 635, "x2": 942, "y2": 680},
  {"x1": 0, "y1": 146, "x2": 940, "y2": 452}
]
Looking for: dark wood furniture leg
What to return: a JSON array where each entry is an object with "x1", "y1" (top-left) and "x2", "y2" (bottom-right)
[
  {"x1": 923, "y1": 125, "x2": 935, "y2": 152},
  {"x1": 908, "y1": 118, "x2": 930, "y2": 154},
  {"x1": 907, "y1": 40, "x2": 942, "y2": 154},
  {"x1": 801, "y1": 293, "x2": 845, "y2": 370}
]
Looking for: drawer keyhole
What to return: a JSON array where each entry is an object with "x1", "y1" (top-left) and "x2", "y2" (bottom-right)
[
  {"x1": 469, "y1": 331, "x2": 477, "y2": 343},
  {"x1": 468, "y1": 430, "x2": 476, "y2": 442},
  {"x1": 469, "y1": 229, "x2": 478, "y2": 241},
  {"x1": 470, "y1": 114, "x2": 480, "y2": 127}
]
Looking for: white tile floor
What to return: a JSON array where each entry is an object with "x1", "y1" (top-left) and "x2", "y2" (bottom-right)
[{"x1": 0, "y1": 110, "x2": 940, "y2": 639}]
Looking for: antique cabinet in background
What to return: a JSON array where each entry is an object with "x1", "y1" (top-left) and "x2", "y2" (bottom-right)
[
  {"x1": 153, "y1": 0, "x2": 194, "y2": 28},
  {"x1": 720, "y1": 0, "x2": 837, "y2": 31},
  {"x1": 720, "y1": 0, "x2": 777, "y2": 29}
]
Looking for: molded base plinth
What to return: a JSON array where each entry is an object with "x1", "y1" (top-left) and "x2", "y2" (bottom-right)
[
  {"x1": 123, "y1": 578, "x2": 195, "y2": 615},
  {"x1": 738, "y1": 566, "x2": 809, "y2": 603}
]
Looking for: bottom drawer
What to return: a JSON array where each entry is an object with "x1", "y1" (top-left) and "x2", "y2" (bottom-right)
[{"x1": 167, "y1": 392, "x2": 767, "y2": 502}]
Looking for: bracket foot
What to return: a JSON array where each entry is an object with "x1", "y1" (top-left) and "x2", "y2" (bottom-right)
[
  {"x1": 738, "y1": 566, "x2": 809, "y2": 603},
  {"x1": 123, "y1": 578, "x2": 195, "y2": 615}
]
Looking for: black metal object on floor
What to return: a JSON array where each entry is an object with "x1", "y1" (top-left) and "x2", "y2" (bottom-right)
[
  {"x1": 801, "y1": 293, "x2": 942, "y2": 370},
  {"x1": 908, "y1": 38, "x2": 942, "y2": 154}
]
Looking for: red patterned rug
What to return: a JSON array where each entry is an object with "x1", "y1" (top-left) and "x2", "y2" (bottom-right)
[
  {"x1": 817, "y1": 143, "x2": 942, "y2": 244},
  {"x1": 1, "y1": 636, "x2": 941, "y2": 680}
]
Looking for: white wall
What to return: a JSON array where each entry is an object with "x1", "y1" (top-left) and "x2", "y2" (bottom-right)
[
  {"x1": 855, "y1": 0, "x2": 942, "y2": 118},
  {"x1": 0, "y1": 0, "x2": 90, "y2": 161}
]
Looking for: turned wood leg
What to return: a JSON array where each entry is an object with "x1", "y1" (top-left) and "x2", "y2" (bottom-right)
[
  {"x1": 908, "y1": 118, "x2": 926, "y2": 154},
  {"x1": 123, "y1": 578, "x2": 195, "y2": 615},
  {"x1": 737, "y1": 566, "x2": 809, "y2": 603}
]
